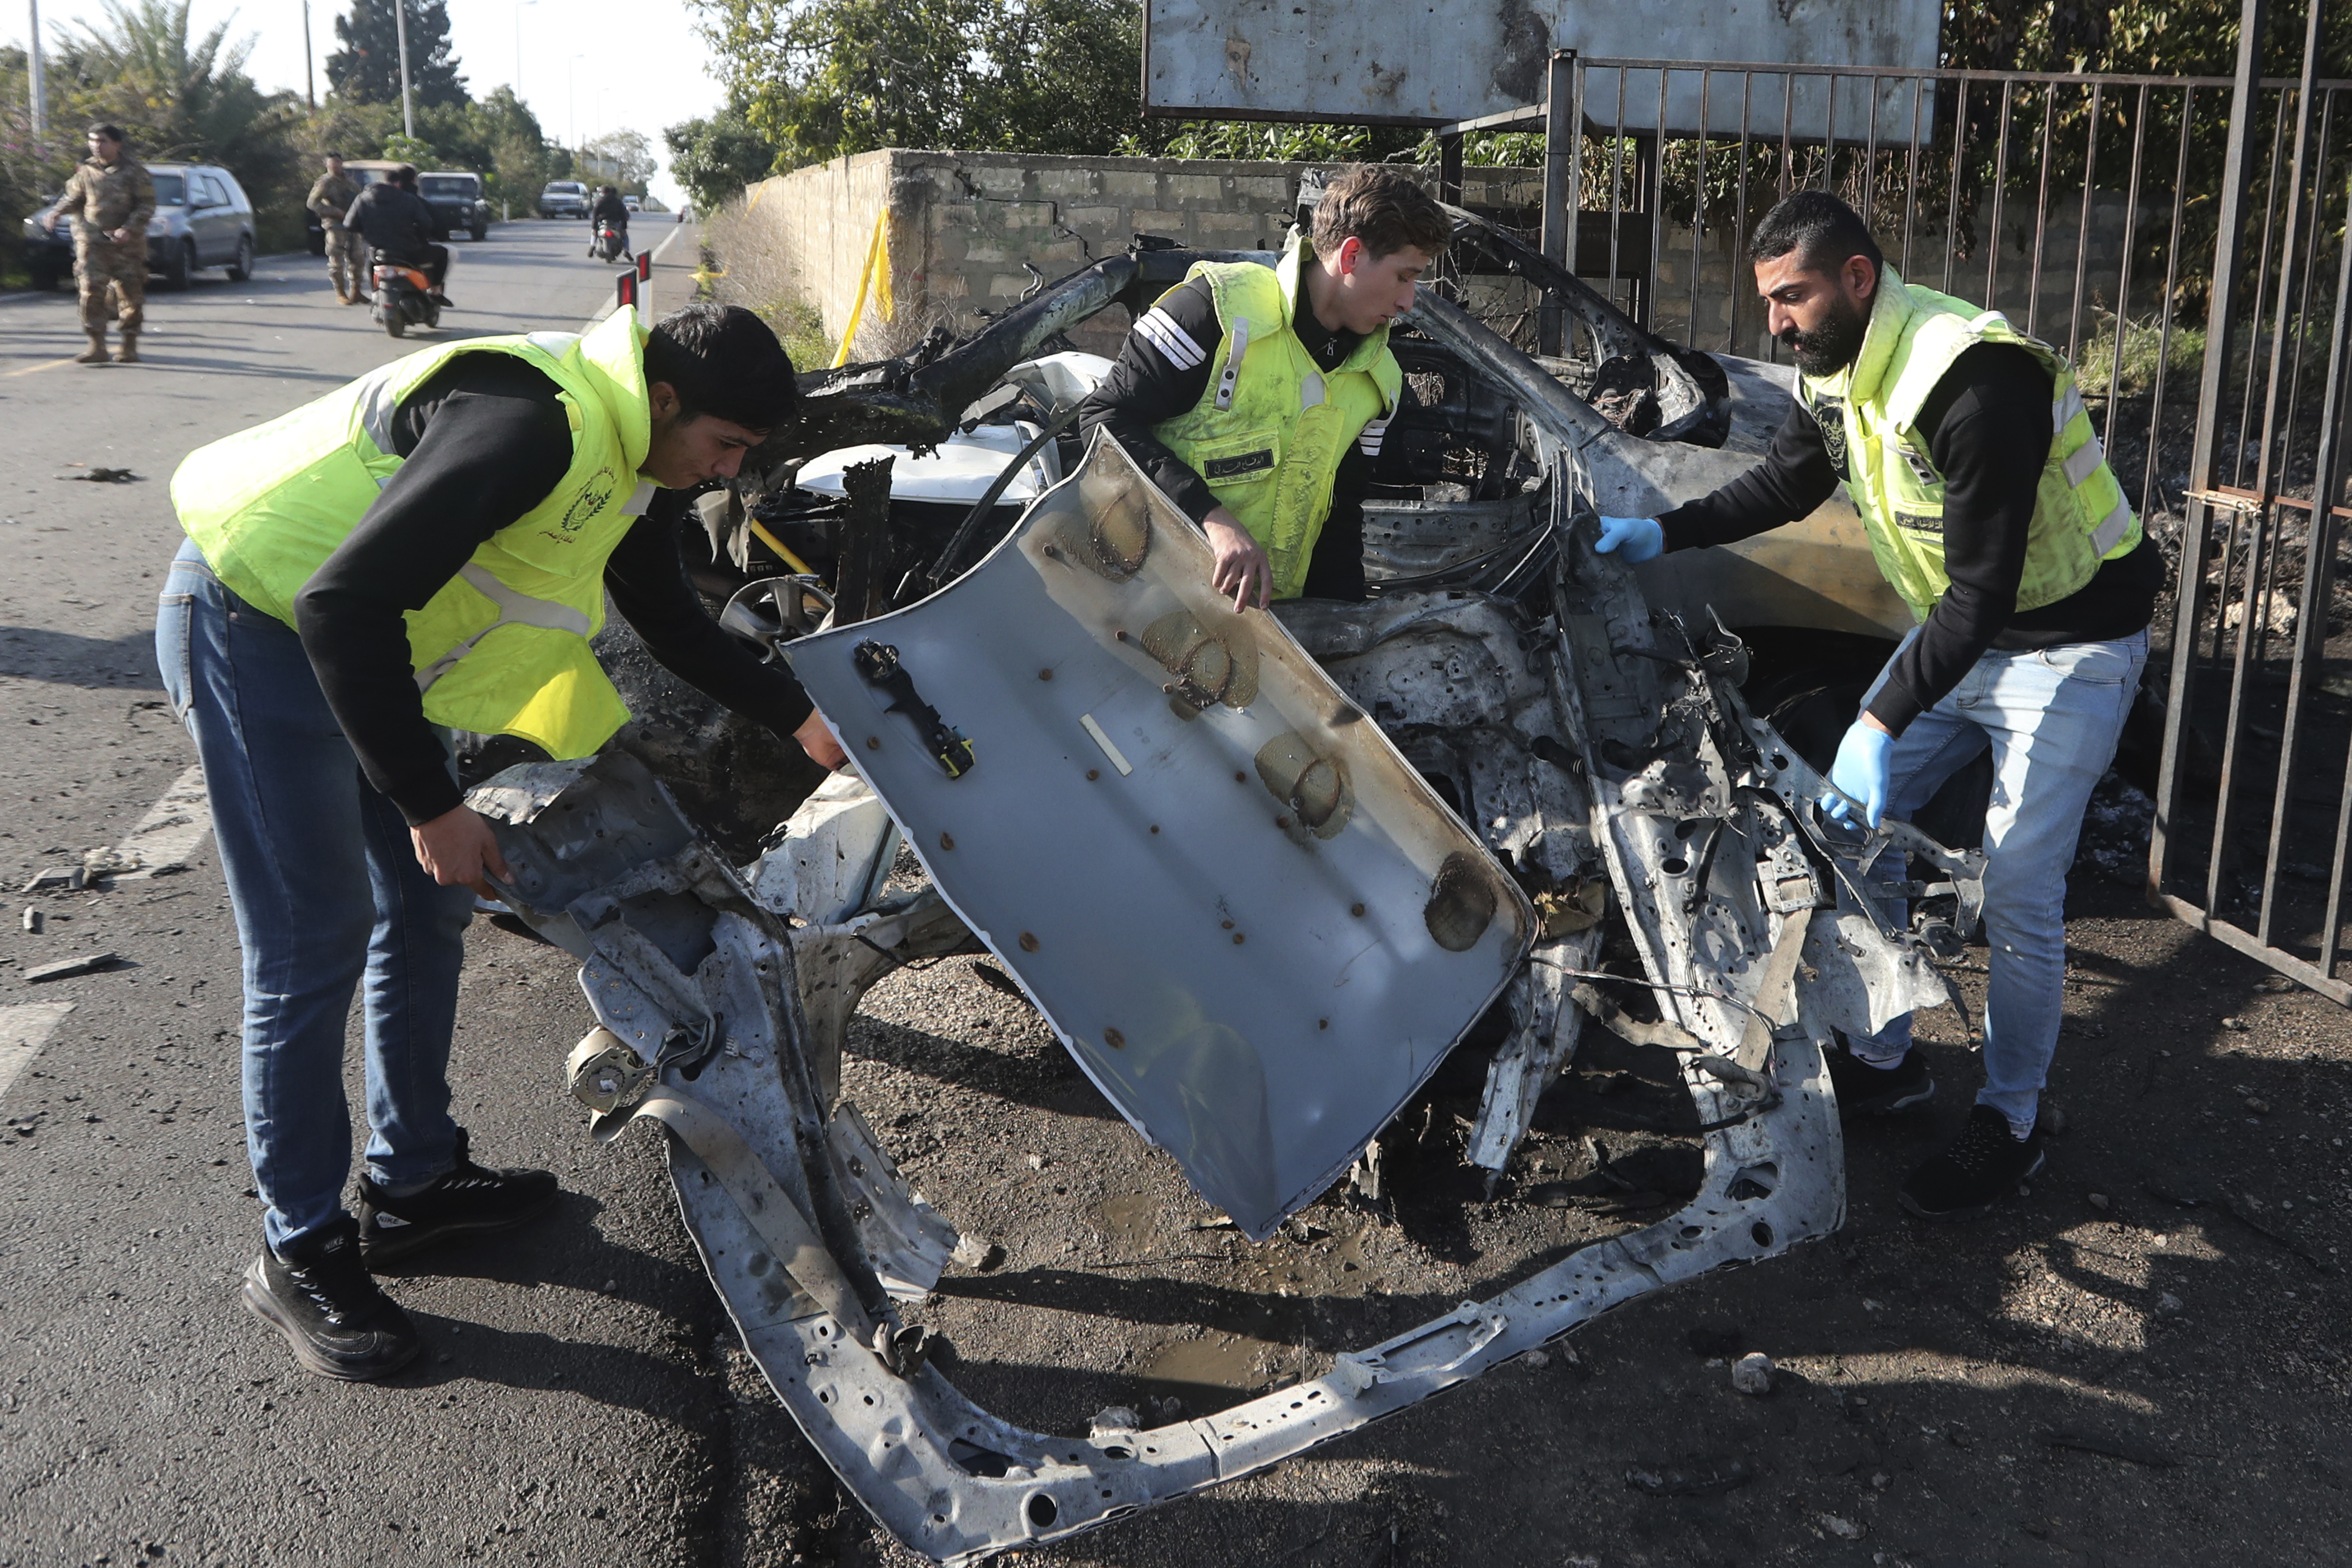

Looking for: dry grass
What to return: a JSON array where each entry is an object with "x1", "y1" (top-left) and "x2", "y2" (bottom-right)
[{"x1": 698, "y1": 193, "x2": 839, "y2": 371}]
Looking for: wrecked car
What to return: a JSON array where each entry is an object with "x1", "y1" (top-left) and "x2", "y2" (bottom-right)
[{"x1": 465, "y1": 198, "x2": 1987, "y2": 1561}]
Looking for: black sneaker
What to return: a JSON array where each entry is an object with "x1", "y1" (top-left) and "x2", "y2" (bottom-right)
[
  {"x1": 241, "y1": 1214, "x2": 420, "y2": 1381},
  {"x1": 358, "y1": 1128, "x2": 558, "y2": 1265},
  {"x1": 1899, "y1": 1104, "x2": 2044, "y2": 1220},
  {"x1": 1826, "y1": 1041, "x2": 1936, "y2": 1116}
]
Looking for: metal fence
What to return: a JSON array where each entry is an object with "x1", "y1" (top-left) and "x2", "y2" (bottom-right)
[{"x1": 1433, "y1": 1, "x2": 2352, "y2": 1000}]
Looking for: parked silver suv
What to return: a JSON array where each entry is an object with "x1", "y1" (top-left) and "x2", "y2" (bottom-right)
[{"x1": 20, "y1": 161, "x2": 257, "y2": 291}]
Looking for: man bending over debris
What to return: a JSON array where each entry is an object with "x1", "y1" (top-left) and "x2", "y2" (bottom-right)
[
  {"x1": 1079, "y1": 164, "x2": 1446, "y2": 609},
  {"x1": 162, "y1": 303, "x2": 843, "y2": 1381},
  {"x1": 1597, "y1": 190, "x2": 2160, "y2": 1219}
]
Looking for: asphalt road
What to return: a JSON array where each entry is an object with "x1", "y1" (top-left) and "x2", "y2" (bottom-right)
[{"x1": 0, "y1": 217, "x2": 744, "y2": 1568}]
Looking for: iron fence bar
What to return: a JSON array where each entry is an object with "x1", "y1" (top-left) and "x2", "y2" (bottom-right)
[
  {"x1": 1862, "y1": 71, "x2": 1880, "y2": 226},
  {"x1": 2141, "y1": 89, "x2": 2200, "y2": 521},
  {"x1": 2234, "y1": 90, "x2": 2293, "y2": 490},
  {"x1": 1730, "y1": 71, "x2": 1753, "y2": 355},
  {"x1": 2278, "y1": 89, "x2": 2339, "y2": 479},
  {"x1": 2257, "y1": 171, "x2": 2352, "y2": 951},
  {"x1": 2151, "y1": 0, "x2": 2270, "y2": 906},
  {"x1": 2067, "y1": 82, "x2": 2104, "y2": 365},
  {"x1": 1988, "y1": 84, "x2": 2015, "y2": 312},
  {"x1": 1572, "y1": 56, "x2": 2348, "y2": 94},
  {"x1": 1822, "y1": 61, "x2": 1839, "y2": 189},
  {"x1": 1943, "y1": 78, "x2": 1968, "y2": 295},
  {"x1": 1692, "y1": 67, "x2": 1712, "y2": 346},
  {"x1": 2318, "y1": 191, "x2": 2352, "y2": 974},
  {"x1": 1901, "y1": 77, "x2": 1925, "y2": 282},
  {"x1": 2154, "y1": 894, "x2": 2352, "y2": 1005},
  {"x1": 2027, "y1": 83, "x2": 2058, "y2": 339},
  {"x1": 1539, "y1": 49, "x2": 1575, "y2": 355},
  {"x1": 1610, "y1": 67, "x2": 1627, "y2": 318},
  {"x1": 1649, "y1": 68, "x2": 1669, "y2": 329},
  {"x1": 2106, "y1": 83, "x2": 2152, "y2": 431}
]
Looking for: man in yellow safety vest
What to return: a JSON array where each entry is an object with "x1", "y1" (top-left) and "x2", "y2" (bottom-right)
[
  {"x1": 162, "y1": 302, "x2": 842, "y2": 1381},
  {"x1": 1078, "y1": 164, "x2": 1449, "y2": 609},
  {"x1": 1597, "y1": 191, "x2": 2160, "y2": 1220}
]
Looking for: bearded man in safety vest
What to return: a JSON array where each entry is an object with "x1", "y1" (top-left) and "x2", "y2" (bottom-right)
[
  {"x1": 1079, "y1": 164, "x2": 1448, "y2": 609},
  {"x1": 163, "y1": 303, "x2": 844, "y2": 1381},
  {"x1": 1598, "y1": 191, "x2": 2161, "y2": 1219}
]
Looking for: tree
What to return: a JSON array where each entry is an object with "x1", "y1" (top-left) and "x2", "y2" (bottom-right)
[
  {"x1": 327, "y1": 0, "x2": 467, "y2": 110},
  {"x1": 698, "y1": 0, "x2": 986, "y2": 166},
  {"x1": 580, "y1": 128, "x2": 656, "y2": 191},
  {"x1": 49, "y1": 0, "x2": 301, "y2": 168},
  {"x1": 665, "y1": 106, "x2": 777, "y2": 212}
]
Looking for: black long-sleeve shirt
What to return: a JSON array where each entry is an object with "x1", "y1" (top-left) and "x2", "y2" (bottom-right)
[
  {"x1": 1657, "y1": 343, "x2": 2160, "y2": 734},
  {"x1": 291, "y1": 355, "x2": 814, "y2": 825},
  {"x1": 344, "y1": 182, "x2": 437, "y2": 262},
  {"x1": 1078, "y1": 269, "x2": 1400, "y2": 600}
]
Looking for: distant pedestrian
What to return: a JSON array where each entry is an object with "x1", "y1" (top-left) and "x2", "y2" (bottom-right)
[
  {"x1": 43, "y1": 124, "x2": 155, "y2": 364},
  {"x1": 306, "y1": 152, "x2": 364, "y2": 305}
]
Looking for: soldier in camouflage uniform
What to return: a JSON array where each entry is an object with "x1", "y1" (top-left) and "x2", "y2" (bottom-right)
[
  {"x1": 44, "y1": 125, "x2": 156, "y2": 364},
  {"x1": 306, "y1": 152, "x2": 365, "y2": 305}
]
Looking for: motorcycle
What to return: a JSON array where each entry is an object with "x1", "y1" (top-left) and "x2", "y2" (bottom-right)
[
  {"x1": 369, "y1": 259, "x2": 440, "y2": 338},
  {"x1": 591, "y1": 219, "x2": 628, "y2": 262}
]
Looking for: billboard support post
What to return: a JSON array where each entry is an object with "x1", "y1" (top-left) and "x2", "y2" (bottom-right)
[{"x1": 1539, "y1": 50, "x2": 1578, "y2": 355}]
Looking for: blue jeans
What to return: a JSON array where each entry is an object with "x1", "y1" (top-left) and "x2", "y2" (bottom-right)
[
  {"x1": 157, "y1": 541, "x2": 474, "y2": 1253},
  {"x1": 1844, "y1": 628, "x2": 2148, "y2": 1137}
]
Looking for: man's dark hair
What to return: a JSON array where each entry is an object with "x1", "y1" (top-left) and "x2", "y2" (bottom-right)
[
  {"x1": 645, "y1": 304, "x2": 799, "y2": 432},
  {"x1": 1749, "y1": 190, "x2": 1884, "y2": 279},
  {"x1": 1310, "y1": 165, "x2": 1450, "y2": 261},
  {"x1": 391, "y1": 164, "x2": 418, "y2": 189},
  {"x1": 325, "y1": 150, "x2": 344, "y2": 161},
  {"x1": 88, "y1": 124, "x2": 124, "y2": 144}
]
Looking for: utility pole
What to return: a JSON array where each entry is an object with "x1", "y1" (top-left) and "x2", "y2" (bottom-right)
[
  {"x1": 513, "y1": 0, "x2": 535, "y2": 104},
  {"x1": 301, "y1": 0, "x2": 315, "y2": 109},
  {"x1": 393, "y1": 0, "x2": 415, "y2": 138},
  {"x1": 27, "y1": 0, "x2": 46, "y2": 140}
]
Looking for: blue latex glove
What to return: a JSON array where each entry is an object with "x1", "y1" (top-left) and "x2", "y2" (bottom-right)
[
  {"x1": 1822, "y1": 719, "x2": 1895, "y2": 829},
  {"x1": 1593, "y1": 514, "x2": 1665, "y2": 563}
]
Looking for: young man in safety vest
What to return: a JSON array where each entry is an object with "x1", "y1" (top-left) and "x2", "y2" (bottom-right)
[
  {"x1": 1597, "y1": 191, "x2": 2160, "y2": 1219},
  {"x1": 163, "y1": 303, "x2": 844, "y2": 1381},
  {"x1": 1078, "y1": 164, "x2": 1449, "y2": 609}
]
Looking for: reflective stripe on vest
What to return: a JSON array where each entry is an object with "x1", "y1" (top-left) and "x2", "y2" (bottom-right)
[
  {"x1": 1148, "y1": 234, "x2": 1403, "y2": 600},
  {"x1": 1797, "y1": 268, "x2": 2142, "y2": 622},
  {"x1": 413, "y1": 481, "x2": 654, "y2": 694}
]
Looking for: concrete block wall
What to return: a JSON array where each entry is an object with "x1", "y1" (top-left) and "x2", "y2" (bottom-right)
[{"x1": 720, "y1": 150, "x2": 1550, "y2": 362}]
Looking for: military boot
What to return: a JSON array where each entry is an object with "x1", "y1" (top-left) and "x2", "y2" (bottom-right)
[
  {"x1": 113, "y1": 333, "x2": 140, "y2": 364},
  {"x1": 76, "y1": 331, "x2": 109, "y2": 364}
]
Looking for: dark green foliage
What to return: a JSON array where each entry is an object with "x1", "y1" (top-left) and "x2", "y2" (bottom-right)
[
  {"x1": 665, "y1": 107, "x2": 780, "y2": 212},
  {"x1": 326, "y1": 0, "x2": 468, "y2": 110}
]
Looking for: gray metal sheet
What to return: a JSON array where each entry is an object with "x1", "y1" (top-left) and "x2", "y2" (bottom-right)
[
  {"x1": 784, "y1": 434, "x2": 1534, "y2": 1239},
  {"x1": 1142, "y1": 1, "x2": 1939, "y2": 138}
]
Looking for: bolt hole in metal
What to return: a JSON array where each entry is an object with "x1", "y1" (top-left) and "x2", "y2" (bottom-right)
[
  {"x1": 1752, "y1": 1221, "x2": 1776, "y2": 1248},
  {"x1": 1661, "y1": 857, "x2": 1689, "y2": 876},
  {"x1": 1026, "y1": 1493, "x2": 1059, "y2": 1530}
]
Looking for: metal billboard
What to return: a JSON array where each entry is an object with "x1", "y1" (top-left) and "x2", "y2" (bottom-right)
[{"x1": 1142, "y1": 0, "x2": 1942, "y2": 140}]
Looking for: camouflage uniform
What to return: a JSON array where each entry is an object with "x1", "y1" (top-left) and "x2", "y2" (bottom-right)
[
  {"x1": 306, "y1": 170, "x2": 362, "y2": 299},
  {"x1": 54, "y1": 155, "x2": 156, "y2": 341}
]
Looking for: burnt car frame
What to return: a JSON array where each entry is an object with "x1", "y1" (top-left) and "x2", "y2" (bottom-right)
[{"x1": 467, "y1": 201, "x2": 1985, "y2": 1562}]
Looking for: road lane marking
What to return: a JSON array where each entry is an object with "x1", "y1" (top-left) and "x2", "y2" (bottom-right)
[
  {"x1": 0, "y1": 1004, "x2": 74, "y2": 1107},
  {"x1": 102, "y1": 765, "x2": 212, "y2": 880},
  {"x1": 1, "y1": 358, "x2": 80, "y2": 379}
]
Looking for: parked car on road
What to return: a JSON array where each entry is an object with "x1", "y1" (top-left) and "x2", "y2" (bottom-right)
[
  {"x1": 539, "y1": 180, "x2": 589, "y2": 219},
  {"x1": 622, "y1": 194, "x2": 640, "y2": 213},
  {"x1": 419, "y1": 171, "x2": 492, "y2": 240},
  {"x1": 21, "y1": 161, "x2": 256, "y2": 291}
]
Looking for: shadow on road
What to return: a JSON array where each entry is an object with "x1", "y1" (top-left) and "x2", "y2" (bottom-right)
[{"x1": 0, "y1": 626, "x2": 162, "y2": 688}]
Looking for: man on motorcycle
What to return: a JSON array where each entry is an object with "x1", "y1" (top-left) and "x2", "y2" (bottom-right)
[
  {"x1": 589, "y1": 184, "x2": 632, "y2": 262},
  {"x1": 347, "y1": 165, "x2": 452, "y2": 307}
]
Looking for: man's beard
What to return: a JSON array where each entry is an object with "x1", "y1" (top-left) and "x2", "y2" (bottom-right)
[{"x1": 1781, "y1": 295, "x2": 1869, "y2": 377}]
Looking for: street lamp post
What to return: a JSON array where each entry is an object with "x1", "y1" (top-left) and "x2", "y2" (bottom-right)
[
  {"x1": 301, "y1": 0, "x2": 315, "y2": 110},
  {"x1": 568, "y1": 53, "x2": 586, "y2": 173},
  {"x1": 28, "y1": 0, "x2": 46, "y2": 139},
  {"x1": 394, "y1": 0, "x2": 415, "y2": 138}
]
